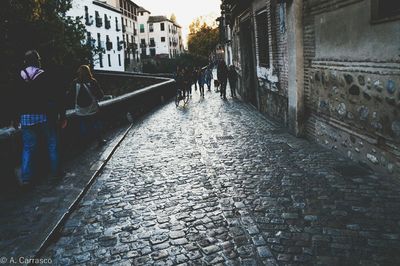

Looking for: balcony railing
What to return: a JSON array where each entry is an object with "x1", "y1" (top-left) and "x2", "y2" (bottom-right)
[
  {"x1": 105, "y1": 17, "x2": 111, "y2": 29},
  {"x1": 85, "y1": 15, "x2": 93, "y2": 26},
  {"x1": 106, "y1": 41, "x2": 113, "y2": 51},
  {"x1": 117, "y1": 41, "x2": 124, "y2": 51},
  {"x1": 116, "y1": 17, "x2": 120, "y2": 31},
  {"x1": 96, "y1": 17, "x2": 103, "y2": 27}
]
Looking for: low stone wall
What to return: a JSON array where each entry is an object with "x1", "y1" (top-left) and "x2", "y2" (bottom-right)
[{"x1": 0, "y1": 76, "x2": 176, "y2": 186}]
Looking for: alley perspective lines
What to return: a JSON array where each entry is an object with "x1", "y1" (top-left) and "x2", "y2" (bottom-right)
[{"x1": 44, "y1": 89, "x2": 400, "y2": 265}]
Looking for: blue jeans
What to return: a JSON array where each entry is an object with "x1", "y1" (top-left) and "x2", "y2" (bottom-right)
[
  {"x1": 21, "y1": 122, "x2": 59, "y2": 182},
  {"x1": 79, "y1": 115, "x2": 102, "y2": 142}
]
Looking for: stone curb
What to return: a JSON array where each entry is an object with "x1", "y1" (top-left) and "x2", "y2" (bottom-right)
[{"x1": 30, "y1": 124, "x2": 134, "y2": 264}]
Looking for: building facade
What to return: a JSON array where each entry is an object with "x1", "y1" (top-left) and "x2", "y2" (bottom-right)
[
  {"x1": 68, "y1": 0, "x2": 125, "y2": 72},
  {"x1": 220, "y1": 0, "x2": 290, "y2": 125},
  {"x1": 220, "y1": 0, "x2": 400, "y2": 176},
  {"x1": 116, "y1": 0, "x2": 141, "y2": 72},
  {"x1": 138, "y1": 7, "x2": 183, "y2": 59}
]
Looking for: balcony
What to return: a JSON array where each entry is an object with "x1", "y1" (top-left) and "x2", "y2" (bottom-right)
[
  {"x1": 85, "y1": 15, "x2": 94, "y2": 26},
  {"x1": 117, "y1": 41, "x2": 124, "y2": 51},
  {"x1": 149, "y1": 42, "x2": 156, "y2": 48},
  {"x1": 105, "y1": 17, "x2": 111, "y2": 29},
  {"x1": 140, "y1": 43, "x2": 147, "y2": 48},
  {"x1": 96, "y1": 17, "x2": 103, "y2": 28},
  {"x1": 115, "y1": 18, "x2": 120, "y2": 31},
  {"x1": 128, "y1": 43, "x2": 138, "y2": 50},
  {"x1": 106, "y1": 39, "x2": 113, "y2": 51}
]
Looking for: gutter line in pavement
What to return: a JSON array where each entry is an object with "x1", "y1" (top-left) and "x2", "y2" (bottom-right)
[{"x1": 30, "y1": 124, "x2": 134, "y2": 265}]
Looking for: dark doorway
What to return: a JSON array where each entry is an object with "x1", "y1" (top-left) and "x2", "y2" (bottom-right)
[{"x1": 240, "y1": 18, "x2": 257, "y2": 107}]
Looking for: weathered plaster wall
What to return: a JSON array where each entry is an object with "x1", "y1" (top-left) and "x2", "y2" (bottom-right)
[
  {"x1": 304, "y1": 0, "x2": 400, "y2": 175},
  {"x1": 239, "y1": 0, "x2": 290, "y2": 125}
]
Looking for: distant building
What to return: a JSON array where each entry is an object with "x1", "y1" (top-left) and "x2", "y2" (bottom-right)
[
  {"x1": 116, "y1": 0, "x2": 141, "y2": 72},
  {"x1": 67, "y1": 0, "x2": 125, "y2": 72},
  {"x1": 220, "y1": 0, "x2": 400, "y2": 175},
  {"x1": 138, "y1": 7, "x2": 183, "y2": 59}
]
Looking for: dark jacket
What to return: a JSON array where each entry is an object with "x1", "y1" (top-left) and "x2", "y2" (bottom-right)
[
  {"x1": 15, "y1": 67, "x2": 66, "y2": 121},
  {"x1": 217, "y1": 63, "x2": 228, "y2": 83},
  {"x1": 228, "y1": 67, "x2": 237, "y2": 84}
]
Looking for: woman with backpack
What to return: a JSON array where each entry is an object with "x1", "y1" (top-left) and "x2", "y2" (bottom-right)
[{"x1": 69, "y1": 65, "x2": 106, "y2": 146}]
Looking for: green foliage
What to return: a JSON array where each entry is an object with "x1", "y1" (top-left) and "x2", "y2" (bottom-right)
[
  {"x1": 0, "y1": 0, "x2": 93, "y2": 84},
  {"x1": 0, "y1": 0, "x2": 96, "y2": 125},
  {"x1": 187, "y1": 17, "x2": 219, "y2": 58}
]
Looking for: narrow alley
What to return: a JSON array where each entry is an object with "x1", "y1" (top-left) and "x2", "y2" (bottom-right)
[{"x1": 44, "y1": 88, "x2": 400, "y2": 265}]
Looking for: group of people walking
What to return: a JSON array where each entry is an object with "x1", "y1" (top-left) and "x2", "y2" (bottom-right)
[
  {"x1": 13, "y1": 50, "x2": 105, "y2": 188},
  {"x1": 175, "y1": 60, "x2": 238, "y2": 100},
  {"x1": 175, "y1": 65, "x2": 213, "y2": 99},
  {"x1": 13, "y1": 50, "x2": 239, "y2": 188}
]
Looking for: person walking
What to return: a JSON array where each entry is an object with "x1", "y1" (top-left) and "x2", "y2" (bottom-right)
[
  {"x1": 228, "y1": 65, "x2": 238, "y2": 98},
  {"x1": 184, "y1": 67, "x2": 193, "y2": 98},
  {"x1": 198, "y1": 68, "x2": 205, "y2": 97},
  {"x1": 217, "y1": 60, "x2": 228, "y2": 100},
  {"x1": 15, "y1": 50, "x2": 67, "y2": 186},
  {"x1": 69, "y1": 65, "x2": 105, "y2": 146},
  {"x1": 205, "y1": 66, "x2": 213, "y2": 91}
]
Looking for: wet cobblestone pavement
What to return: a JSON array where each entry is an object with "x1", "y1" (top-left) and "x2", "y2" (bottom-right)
[{"x1": 45, "y1": 86, "x2": 400, "y2": 265}]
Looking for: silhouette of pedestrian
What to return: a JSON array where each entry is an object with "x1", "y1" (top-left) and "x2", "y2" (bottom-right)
[{"x1": 15, "y1": 50, "x2": 67, "y2": 187}]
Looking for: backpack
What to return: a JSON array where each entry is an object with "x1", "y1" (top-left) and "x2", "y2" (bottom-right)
[{"x1": 77, "y1": 83, "x2": 95, "y2": 108}]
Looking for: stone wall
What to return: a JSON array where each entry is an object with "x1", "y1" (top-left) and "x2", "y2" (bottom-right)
[
  {"x1": 258, "y1": 0, "x2": 289, "y2": 126},
  {"x1": 303, "y1": 0, "x2": 400, "y2": 175}
]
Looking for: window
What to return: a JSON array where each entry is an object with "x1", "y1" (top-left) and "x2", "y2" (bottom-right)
[
  {"x1": 255, "y1": 10, "x2": 270, "y2": 68},
  {"x1": 97, "y1": 33, "x2": 102, "y2": 48},
  {"x1": 115, "y1": 17, "x2": 120, "y2": 31},
  {"x1": 149, "y1": 23, "x2": 154, "y2": 32},
  {"x1": 108, "y1": 54, "x2": 111, "y2": 67},
  {"x1": 149, "y1": 38, "x2": 155, "y2": 47},
  {"x1": 140, "y1": 24, "x2": 145, "y2": 33},
  {"x1": 161, "y1": 23, "x2": 165, "y2": 31},
  {"x1": 371, "y1": 0, "x2": 400, "y2": 23},
  {"x1": 161, "y1": 37, "x2": 165, "y2": 42},
  {"x1": 99, "y1": 53, "x2": 103, "y2": 68}
]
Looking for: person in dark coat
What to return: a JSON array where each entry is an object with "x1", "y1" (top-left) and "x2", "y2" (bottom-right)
[
  {"x1": 15, "y1": 50, "x2": 67, "y2": 186},
  {"x1": 217, "y1": 60, "x2": 228, "y2": 100},
  {"x1": 228, "y1": 65, "x2": 238, "y2": 98}
]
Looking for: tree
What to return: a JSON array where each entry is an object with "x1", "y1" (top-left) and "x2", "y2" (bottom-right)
[
  {"x1": 170, "y1": 13, "x2": 177, "y2": 23},
  {"x1": 187, "y1": 17, "x2": 219, "y2": 58},
  {"x1": 0, "y1": 0, "x2": 95, "y2": 125}
]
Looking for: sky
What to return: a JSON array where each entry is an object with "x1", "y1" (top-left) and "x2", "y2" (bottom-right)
[{"x1": 134, "y1": 0, "x2": 221, "y2": 46}]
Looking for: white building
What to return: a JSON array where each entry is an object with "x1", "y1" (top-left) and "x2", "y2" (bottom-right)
[
  {"x1": 67, "y1": 0, "x2": 124, "y2": 72},
  {"x1": 111, "y1": 0, "x2": 141, "y2": 71},
  {"x1": 137, "y1": 7, "x2": 183, "y2": 59}
]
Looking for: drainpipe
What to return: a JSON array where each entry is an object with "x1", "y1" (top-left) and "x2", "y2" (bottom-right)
[{"x1": 287, "y1": 0, "x2": 304, "y2": 137}]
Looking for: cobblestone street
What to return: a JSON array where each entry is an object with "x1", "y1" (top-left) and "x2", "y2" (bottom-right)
[{"x1": 45, "y1": 87, "x2": 400, "y2": 265}]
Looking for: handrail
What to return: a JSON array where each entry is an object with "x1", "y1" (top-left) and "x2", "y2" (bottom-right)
[{"x1": 1, "y1": 76, "x2": 175, "y2": 139}]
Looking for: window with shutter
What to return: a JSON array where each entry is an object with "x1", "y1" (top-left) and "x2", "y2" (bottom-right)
[
  {"x1": 371, "y1": 0, "x2": 400, "y2": 23},
  {"x1": 255, "y1": 10, "x2": 269, "y2": 68}
]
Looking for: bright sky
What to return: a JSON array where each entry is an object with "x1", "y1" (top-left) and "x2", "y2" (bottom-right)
[{"x1": 134, "y1": 0, "x2": 220, "y2": 47}]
